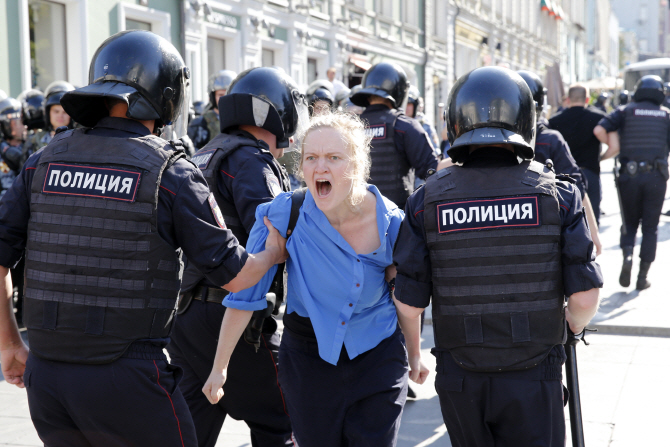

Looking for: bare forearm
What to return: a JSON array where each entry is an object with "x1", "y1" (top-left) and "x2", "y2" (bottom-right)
[
  {"x1": 566, "y1": 288, "x2": 600, "y2": 333},
  {"x1": 583, "y1": 195, "x2": 601, "y2": 256},
  {"x1": 0, "y1": 267, "x2": 21, "y2": 350},
  {"x1": 211, "y1": 308, "x2": 253, "y2": 372},
  {"x1": 223, "y1": 248, "x2": 280, "y2": 293},
  {"x1": 393, "y1": 297, "x2": 423, "y2": 359},
  {"x1": 600, "y1": 131, "x2": 620, "y2": 160}
]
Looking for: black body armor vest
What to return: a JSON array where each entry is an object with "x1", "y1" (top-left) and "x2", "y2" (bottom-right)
[
  {"x1": 180, "y1": 133, "x2": 289, "y2": 296},
  {"x1": 424, "y1": 160, "x2": 566, "y2": 372},
  {"x1": 361, "y1": 107, "x2": 410, "y2": 207},
  {"x1": 24, "y1": 129, "x2": 185, "y2": 363},
  {"x1": 619, "y1": 102, "x2": 670, "y2": 162}
]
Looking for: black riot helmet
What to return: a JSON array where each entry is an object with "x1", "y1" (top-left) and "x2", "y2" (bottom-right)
[
  {"x1": 0, "y1": 98, "x2": 23, "y2": 140},
  {"x1": 516, "y1": 70, "x2": 546, "y2": 115},
  {"x1": 619, "y1": 90, "x2": 630, "y2": 106},
  {"x1": 43, "y1": 81, "x2": 75, "y2": 130},
  {"x1": 335, "y1": 86, "x2": 351, "y2": 109},
  {"x1": 406, "y1": 85, "x2": 420, "y2": 118},
  {"x1": 17, "y1": 89, "x2": 45, "y2": 130},
  {"x1": 446, "y1": 66, "x2": 536, "y2": 163},
  {"x1": 306, "y1": 80, "x2": 334, "y2": 116},
  {"x1": 633, "y1": 75, "x2": 665, "y2": 105},
  {"x1": 218, "y1": 67, "x2": 308, "y2": 149},
  {"x1": 350, "y1": 62, "x2": 409, "y2": 109},
  {"x1": 193, "y1": 100, "x2": 206, "y2": 116},
  {"x1": 60, "y1": 30, "x2": 190, "y2": 130},
  {"x1": 208, "y1": 70, "x2": 237, "y2": 109}
]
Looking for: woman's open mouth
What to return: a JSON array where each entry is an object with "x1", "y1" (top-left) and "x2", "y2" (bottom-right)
[{"x1": 316, "y1": 179, "x2": 332, "y2": 198}]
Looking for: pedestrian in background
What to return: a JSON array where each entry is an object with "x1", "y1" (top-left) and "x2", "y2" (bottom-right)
[
  {"x1": 549, "y1": 84, "x2": 606, "y2": 224},
  {"x1": 22, "y1": 81, "x2": 75, "y2": 159},
  {"x1": 595, "y1": 75, "x2": 670, "y2": 290},
  {"x1": 394, "y1": 67, "x2": 602, "y2": 447},
  {"x1": 203, "y1": 111, "x2": 429, "y2": 447}
]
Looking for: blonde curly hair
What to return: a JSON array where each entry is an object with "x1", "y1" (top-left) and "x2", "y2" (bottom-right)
[{"x1": 298, "y1": 111, "x2": 372, "y2": 207}]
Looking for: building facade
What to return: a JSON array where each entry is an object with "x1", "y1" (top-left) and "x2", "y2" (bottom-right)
[
  {"x1": 611, "y1": 0, "x2": 668, "y2": 60},
  {"x1": 1, "y1": 0, "x2": 610, "y2": 129}
]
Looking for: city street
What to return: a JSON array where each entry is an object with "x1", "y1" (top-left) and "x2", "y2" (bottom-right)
[{"x1": 2, "y1": 157, "x2": 670, "y2": 446}]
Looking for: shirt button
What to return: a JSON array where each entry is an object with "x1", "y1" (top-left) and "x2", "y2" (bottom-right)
[
  {"x1": 373, "y1": 252, "x2": 377, "y2": 255},
  {"x1": 356, "y1": 283, "x2": 360, "y2": 287},
  {"x1": 349, "y1": 303, "x2": 353, "y2": 307},
  {"x1": 357, "y1": 259, "x2": 360, "y2": 262},
  {"x1": 341, "y1": 321, "x2": 345, "y2": 325}
]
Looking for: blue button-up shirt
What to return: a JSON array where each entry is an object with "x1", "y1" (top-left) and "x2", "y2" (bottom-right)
[{"x1": 223, "y1": 185, "x2": 404, "y2": 365}]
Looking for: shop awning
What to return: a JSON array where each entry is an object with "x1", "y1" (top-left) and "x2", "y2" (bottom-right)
[{"x1": 349, "y1": 55, "x2": 371, "y2": 71}]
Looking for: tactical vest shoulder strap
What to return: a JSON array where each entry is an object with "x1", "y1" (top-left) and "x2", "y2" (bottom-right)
[{"x1": 287, "y1": 187, "x2": 307, "y2": 237}]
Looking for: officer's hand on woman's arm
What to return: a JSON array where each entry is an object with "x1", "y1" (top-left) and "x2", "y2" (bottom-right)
[
  {"x1": 223, "y1": 217, "x2": 288, "y2": 293},
  {"x1": 392, "y1": 285, "x2": 430, "y2": 385},
  {"x1": 0, "y1": 266, "x2": 29, "y2": 388},
  {"x1": 202, "y1": 307, "x2": 254, "y2": 404},
  {"x1": 566, "y1": 288, "x2": 600, "y2": 334}
]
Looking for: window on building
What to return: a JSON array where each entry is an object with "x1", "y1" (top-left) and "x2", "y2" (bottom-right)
[
  {"x1": 307, "y1": 58, "x2": 318, "y2": 83},
  {"x1": 262, "y1": 48, "x2": 275, "y2": 67},
  {"x1": 125, "y1": 18, "x2": 152, "y2": 31},
  {"x1": 207, "y1": 37, "x2": 226, "y2": 76},
  {"x1": 406, "y1": 1, "x2": 419, "y2": 27},
  {"x1": 29, "y1": 0, "x2": 68, "y2": 90},
  {"x1": 380, "y1": 0, "x2": 401, "y2": 21}
]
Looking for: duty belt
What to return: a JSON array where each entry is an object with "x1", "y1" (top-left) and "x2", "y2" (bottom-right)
[
  {"x1": 191, "y1": 285, "x2": 229, "y2": 304},
  {"x1": 623, "y1": 160, "x2": 662, "y2": 175}
]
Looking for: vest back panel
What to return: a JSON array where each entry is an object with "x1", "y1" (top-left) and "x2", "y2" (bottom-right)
[
  {"x1": 361, "y1": 108, "x2": 410, "y2": 207},
  {"x1": 423, "y1": 160, "x2": 566, "y2": 372},
  {"x1": 620, "y1": 103, "x2": 670, "y2": 161},
  {"x1": 24, "y1": 129, "x2": 184, "y2": 363}
]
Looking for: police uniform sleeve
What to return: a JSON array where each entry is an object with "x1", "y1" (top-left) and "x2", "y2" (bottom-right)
[
  {"x1": 557, "y1": 181, "x2": 604, "y2": 296},
  {"x1": 222, "y1": 193, "x2": 292, "y2": 311},
  {"x1": 597, "y1": 107, "x2": 625, "y2": 133},
  {"x1": 229, "y1": 155, "x2": 280, "y2": 234},
  {"x1": 0, "y1": 153, "x2": 41, "y2": 268},
  {"x1": 393, "y1": 186, "x2": 432, "y2": 308},
  {"x1": 396, "y1": 117, "x2": 439, "y2": 180},
  {"x1": 159, "y1": 159, "x2": 248, "y2": 287}
]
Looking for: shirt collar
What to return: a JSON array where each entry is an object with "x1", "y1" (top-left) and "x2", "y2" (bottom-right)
[
  {"x1": 93, "y1": 117, "x2": 152, "y2": 137},
  {"x1": 302, "y1": 184, "x2": 395, "y2": 256}
]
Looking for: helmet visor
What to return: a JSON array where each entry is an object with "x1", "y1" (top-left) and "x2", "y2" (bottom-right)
[
  {"x1": 285, "y1": 89, "x2": 309, "y2": 152},
  {"x1": 161, "y1": 77, "x2": 190, "y2": 141}
]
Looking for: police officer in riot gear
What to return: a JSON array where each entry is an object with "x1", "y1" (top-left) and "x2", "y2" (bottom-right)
[
  {"x1": 23, "y1": 81, "x2": 75, "y2": 159},
  {"x1": 351, "y1": 62, "x2": 442, "y2": 209},
  {"x1": 405, "y1": 85, "x2": 440, "y2": 151},
  {"x1": 594, "y1": 91, "x2": 610, "y2": 113},
  {"x1": 394, "y1": 67, "x2": 603, "y2": 447},
  {"x1": 620, "y1": 89, "x2": 631, "y2": 106},
  {"x1": 188, "y1": 69, "x2": 237, "y2": 149},
  {"x1": 517, "y1": 70, "x2": 602, "y2": 255},
  {"x1": 595, "y1": 75, "x2": 670, "y2": 290},
  {"x1": 168, "y1": 67, "x2": 303, "y2": 447},
  {"x1": 306, "y1": 79, "x2": 335, "y2": 116},
  {"x1": 0, "y1": 98, "x2": 25, "y2": 193},
  {"x1": 0, "y1": 30, "x2": 287, "y2": 446},
  {"x1": 17, "y1": 89, "x2": 46, "y2": 131}
]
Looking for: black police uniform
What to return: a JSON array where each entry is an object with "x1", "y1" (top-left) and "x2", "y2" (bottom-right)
[
  {"x1": 361, "y1": 104, "x2": 438, "y2": 209},
  {"x1": 394, "y1": 148, "x2": 604, "y2": 447},
  {"x1": 598, "y1": 101, "x2": 670, "y2": 264},
  {"x1": 167, "y1": 129, "x2": 293, "y2": 447},
  {"x1": 0, "y1": 117, "x2": 250, "y2": 446},
  {"x1": 534, "y1": 118, "x2": 587, "y2": 197}
]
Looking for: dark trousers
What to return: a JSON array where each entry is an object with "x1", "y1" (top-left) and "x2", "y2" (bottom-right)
[
  {"x1": 619, "y1": 170, "x2": 667, "y2": 261},
  {"x1": 25, "y1": 348, "x2": 197, "y2": 447},
  {"x1": 434, "y1": 350, "x2": 565, "y2": 447},
  {"x1": 166, "y1": 300, "x2": 293, "y2": 447},
  {"x1": 581, "y1": 167, "x2": 601, "y2": 225},
  {"x1": 278, "y1": 327, "x2": 408, "y2": 447}
]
